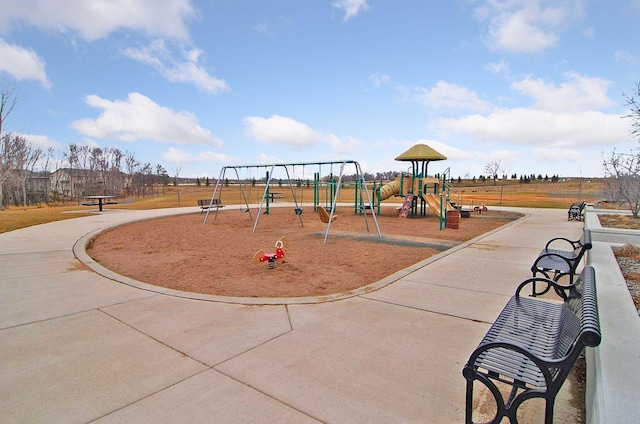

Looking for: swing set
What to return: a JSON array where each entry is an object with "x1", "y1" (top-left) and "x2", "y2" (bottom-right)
[{"x1": 203, "y1": 160, "x2": 381, "y2": 243}]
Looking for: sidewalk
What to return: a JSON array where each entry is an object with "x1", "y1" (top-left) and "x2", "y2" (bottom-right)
[{"x1": 0, "y1": 207, "x2": 584, "y2": 423}]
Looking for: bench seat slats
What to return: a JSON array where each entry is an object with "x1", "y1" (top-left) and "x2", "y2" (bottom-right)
[
  {"x1": 463, "y1": 265, "x2": 601, "y2": 424},
  {"x1": 476, "y1": 350, "x2": 553, "y2": 387}
]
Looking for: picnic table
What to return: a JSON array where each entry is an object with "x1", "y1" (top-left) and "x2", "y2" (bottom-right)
[
  {"x1": 83, "y1": 195, "x2": 117, "y2": 212},
  {"x1": 267, "y1": 192, "x2": 284, "y2": 202}
]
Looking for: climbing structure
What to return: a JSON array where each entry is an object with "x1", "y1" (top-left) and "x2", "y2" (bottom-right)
[{"x1": 373, "y1": 143, "x2": 461, "y2": 229}]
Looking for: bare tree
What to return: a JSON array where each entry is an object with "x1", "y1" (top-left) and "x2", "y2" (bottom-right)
[
  {"x1": 602, "y1": 81, "x2": 640, "y2": 217},
  {"x1": 0, "y1": 134, "x2": 16, "y2": 210},
  {"x1": 156, "y1": 164, "x2": 169, "y2": 195},
  {"x1": 0, "y1": 82, "x2": 17, "y2": 141},
  {"x1": 63, "y1": 143, "x2": 93, "y2": 201},
  {"x1": 12, "y1": 135, "x2": 42, "y2": 210},
  {"x1": 173, "y1": 165, "x2": 182, "y2": 205},
  {"x1": 140, "y1": 162, "x2": 153, "y2": 197},
  {"x1": 484, "y1": 160, "x2": 503, "y2": 186},
  {"x1": 124, "y1": 151, "x2": 140, "y2": 197},
  {"x1": 624, "y1": 81, "x2": 640, "y2": 140},
  {"x1": 0, "y1": 83, "x2": 18, "y2": 210},
  {"x1": 602, "y1": 150, "x2": 640, "y2": 217}
]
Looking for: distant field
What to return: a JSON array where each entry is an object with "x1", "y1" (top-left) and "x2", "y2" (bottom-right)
[{"x1": 0, "y1": 178, "x2": 607, "y2": 234}]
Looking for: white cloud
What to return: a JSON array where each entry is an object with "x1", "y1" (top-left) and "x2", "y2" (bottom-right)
[
  {"x1": 161, "y1": 147, "x2": 230, "y2": 164},
  {"x1": 413, "y1": 139, "x2": 474, "y2": 161},
  {"x1": 614, "y1": 50, "x2": 639, "y2": 66},
  {"x1": 252, "y1": 23, "x2": 274, "y2": 36},
  {"x1": 415, "y1": 81, "x2": 492, "y2": 113},
  {"x1": 431, "y1": 71, "x2": 626, "y2": 153},
  {"x1": 475, "y1": 0, "x2": 584, "y2": 53},
  {"x1": 18, "y1": 133, "x2": 61, "y2": 150},
  {"x1": 258, "y1": 153, "x2": 286, "y2": 164},
  {"x1": 534, "y1": 147, "x2": 582, "y2": 163},
  {"x1": 71, "y1": 92, "x2": 223, "y2": 147},
  {"x1": 243, "y1": 114, "x2": 364, "y2": 155},
  {"x1": 333, "y1": 0, "x2": 370, "y2": 21},
  {"x1": 484, "y1": 60, "x2": 510, "y2": 76},
  {"x1": 433, "y1": 108, "x2": 627, "y2": 148},
  {"x1": 243, "y1": 115, "x2": 325, "y2": 149},
  {"x1": 124, "y1": 40, "x2": 228, "y2": 93},
  {"x1": 475, "y1": 149, "x2": 520, "y2": 166},
  {"x1": 0, "y1": 38, "x2": 51, "y2": 89},
  {"x1": 370, "y1": 72, "x2": 390, "y2": 87},
  {"x1": 512, "y1": 72, "x2": 615, "y2": 112},
  {"x1": 0, "y1": 0, "x2": 195, "y2": 41},
  {"x1": 327, "y1": 134, "x2": 364, "y2": 153}
]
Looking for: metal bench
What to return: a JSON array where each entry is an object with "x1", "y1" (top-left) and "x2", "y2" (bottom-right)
[
  {"x1": 530, "y1": 229, "x2": 592, "y2": 293},
  {"x1": 198, "y1": 198, "x2": 224, "y2": 212},
  {"x1": 568, "y1": 201, "x2": 586, "y2": 221},
  {"x1": 462, "y1": 266, "x2": 601, "y2": 424}
]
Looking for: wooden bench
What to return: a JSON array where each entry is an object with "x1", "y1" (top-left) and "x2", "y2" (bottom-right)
[
  {"x1": 530, "y1": 229, "x2": 592, "y2": 292},
  {"x1": 462, "y1": 266, "x2": 601, "y2": 424},
  {"x1": 81, "y1": 202, "x2": 98, "y2": 206},
  {"x1": 198, "y1": 199, "x2": 224, "y2": 212},
  {"x1": 568, "y1": 200, "x2": 586, "y2": 221}
]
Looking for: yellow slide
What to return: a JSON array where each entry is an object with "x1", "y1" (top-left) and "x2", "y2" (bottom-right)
[
  {"x1": 422, "y1": 193, "x2": 453, "y2": 218},
  {"x1": 378, "y1": 180, "x2": 401, "y2": 201}
]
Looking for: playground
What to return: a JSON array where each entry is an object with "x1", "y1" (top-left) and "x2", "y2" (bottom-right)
[
  {"x1": 87, "y1": 148, "x2": 524, "y2": 298},
  {"x1": 87, "y1": 205, "x2": 520, "y2": 298}
]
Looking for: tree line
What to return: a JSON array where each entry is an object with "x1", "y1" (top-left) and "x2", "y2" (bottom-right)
[{"x1": 0, "y1": 137, "x2": 173, "y2": 210}]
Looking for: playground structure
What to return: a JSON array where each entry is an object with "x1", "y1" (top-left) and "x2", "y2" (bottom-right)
[
  {"x1": 363, "y1": 144, "x2": 462, "y2": 230},
  {"x1": 203, "y1": 160, "x2": 381, "y2": 243}
]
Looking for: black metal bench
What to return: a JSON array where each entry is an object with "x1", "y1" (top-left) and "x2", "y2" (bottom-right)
[
  {"x1": 198, "y1": 198, "x2": 224, "y2": 212},
  {"x1": 568, "y1": 201, "x2": 586, "y2": 221},
  {"x1": 462, "y1": 266, "x2": 601, "y2": 424},
  {"x1": 530, "y1": 229, "x2": 592, "y2": 293}
]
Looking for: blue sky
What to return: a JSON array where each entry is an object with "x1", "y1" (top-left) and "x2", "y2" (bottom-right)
[{"x1": 1, "y1": 0, "x2": 639, "y2": 180}]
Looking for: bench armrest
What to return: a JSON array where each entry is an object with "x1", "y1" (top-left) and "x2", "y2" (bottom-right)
[
  {"x1": 544, "y1": 236, "x2": 580, "y2": 251},
  {"x1": 515, "y1": 277, "x2": 571, "y2": 300}
]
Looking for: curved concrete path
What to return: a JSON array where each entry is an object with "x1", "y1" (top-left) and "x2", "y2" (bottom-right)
[{"x1": 0, "y1": 207, "x2": 584, "y2": 423}]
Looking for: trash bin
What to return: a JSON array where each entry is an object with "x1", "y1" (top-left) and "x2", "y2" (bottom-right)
[{"x1": 447, "y1": 210, "x2": 460, "y2": 229}]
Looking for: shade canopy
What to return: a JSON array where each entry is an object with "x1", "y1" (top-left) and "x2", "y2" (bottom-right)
[{"x1": 395, "y1": 143, "x2": 447, "y2": 176}]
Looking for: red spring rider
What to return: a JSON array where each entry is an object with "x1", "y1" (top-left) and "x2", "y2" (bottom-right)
[{"x1": 253, "y1": 237, "x2": 288, "y2": 269}]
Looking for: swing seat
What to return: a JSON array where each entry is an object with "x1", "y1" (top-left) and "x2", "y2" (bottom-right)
[
  {"x1": 294, "y1": 208, "x2": 303, "y2": 215},
  {"x1": 317, "y1": 205, "x2": 337, "y2": 223}
]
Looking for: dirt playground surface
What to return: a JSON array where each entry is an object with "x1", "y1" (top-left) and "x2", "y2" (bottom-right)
[{"x1": 87, "y1": 206, "x2": 522, "y2": 298}]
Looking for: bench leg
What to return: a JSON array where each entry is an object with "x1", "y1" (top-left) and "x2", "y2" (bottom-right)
[
  {"x1": 530, "y1": 272, "x2": 552, "y2": 297},
  {"x1": 544, "y1": 397, "x2": 556, "y2": 424},
  {"x1": 463, "y1": 371, "x2": 505, "y2": 424},
  {"x1": 465, "y1": 378, "x2": 474, "y2": 424}
]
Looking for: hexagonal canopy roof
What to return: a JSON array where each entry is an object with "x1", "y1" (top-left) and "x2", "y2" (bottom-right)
[
  {"x1": 395, "y1": 143, "x2": 447, "y2": 162},
  {"x1": 395, "y1": 143, "x2": 447, "y2": 176}
]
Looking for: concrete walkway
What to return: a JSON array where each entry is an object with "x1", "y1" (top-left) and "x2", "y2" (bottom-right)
[{"x1": 0, "y1": 207, "x2": 586, "y2": 423}]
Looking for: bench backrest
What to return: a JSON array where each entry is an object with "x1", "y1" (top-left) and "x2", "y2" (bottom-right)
[
  {"x1": 199, "y1": 199, "x2": 220, "y2": 206},
  {"x1": 571, "y1": 229, "x2": 592, "y2": 260},
  {"x1": 555, "y1": 265, "x2": 601, "y2": 359}
]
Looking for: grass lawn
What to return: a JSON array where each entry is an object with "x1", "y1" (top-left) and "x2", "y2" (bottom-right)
[{"x1": 0, "y1": 179, "x2": 607, "y2": 234}]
